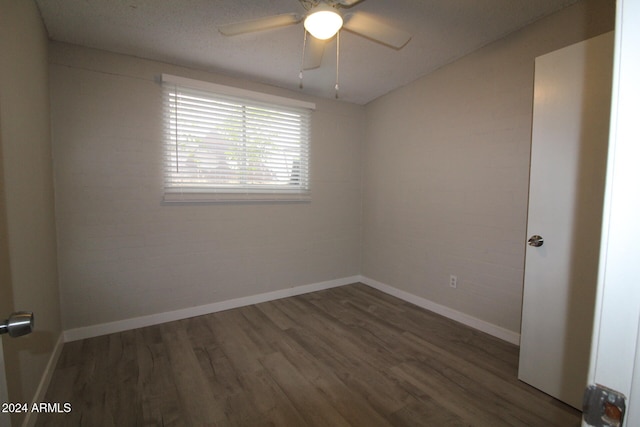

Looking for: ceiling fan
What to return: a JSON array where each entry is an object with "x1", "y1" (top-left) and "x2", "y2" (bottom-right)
[{"x1": 218, "y1": 0, "x2": 412, "y2": 70}]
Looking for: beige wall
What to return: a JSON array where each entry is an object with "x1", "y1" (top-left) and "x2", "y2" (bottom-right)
[
  {"x1": 361, "y1": 0, "x2": 615, "y2": 334},
  {"x1": 49, "y1": 43, "x2": 364, "y2": 330},
  {"x1": 0, "y1": 0, "x2": 63, "y2": 424},
  {"x1": 41, "y1": 0, "x2": 614, "y2": 339}
]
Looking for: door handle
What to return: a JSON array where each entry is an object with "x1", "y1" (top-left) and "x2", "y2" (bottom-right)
[
  {"x1": 528, "y1": 235, "x2": 544, "y2": 247},
  {"x1": 0, "y1": 311, "x2": 34, "y2": 337}
]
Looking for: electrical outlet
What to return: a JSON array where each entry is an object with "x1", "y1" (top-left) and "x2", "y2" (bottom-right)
[{"x1": 449, "y1": 275, "x2": 457, "y2": 288}]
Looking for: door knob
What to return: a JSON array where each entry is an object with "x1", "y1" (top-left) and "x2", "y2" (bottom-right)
[
  {"x1": 528, "y1": 235, "x2": 544, "y2": 247},
  {"x1": 0, "y1": 311, "x2": 34, "y2": 337}
]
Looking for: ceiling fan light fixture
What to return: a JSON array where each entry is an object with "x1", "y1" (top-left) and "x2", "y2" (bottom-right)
[{"x1": 304, "y1": 4, "x2": 343, "y2": 40}]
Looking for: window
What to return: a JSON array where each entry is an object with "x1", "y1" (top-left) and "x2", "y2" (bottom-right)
[{"x1": 162, "y1": 74, "x2": 314, "y2": 202}]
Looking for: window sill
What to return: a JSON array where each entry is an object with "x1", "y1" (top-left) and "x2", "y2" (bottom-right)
[{"x1": 163, "y1": 192, "x2": 311, "y2": 204}]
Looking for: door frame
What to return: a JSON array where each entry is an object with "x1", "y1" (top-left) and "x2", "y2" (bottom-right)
[
  {"x1": 585, "y1": 0, "x2": 640, "y2": 425},
  {"x1": 0, "y1": 93, "x2": 12, "y2": 427},
  {"x1": 0, "y1": 339, "x2": 9, "y2": 427}
]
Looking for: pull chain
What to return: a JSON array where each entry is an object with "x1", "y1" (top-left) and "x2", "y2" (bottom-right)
[
  {"x1": 299, "y1": 29, "x2": 308, "y2": 89},
  {"x1": 335, "y1": 30, "x2": 340, "y2": 99}
]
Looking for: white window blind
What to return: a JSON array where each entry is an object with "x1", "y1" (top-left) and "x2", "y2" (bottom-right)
[{"x1": 162, "y1": 74, "x2": 314, "y2": 202}]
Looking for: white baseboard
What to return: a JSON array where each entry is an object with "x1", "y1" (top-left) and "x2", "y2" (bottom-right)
[
  {"x1": 63, "y1": 276, "x2": 360, "y2": 342},
  {"x1": 358, "y1": 275, "x2": 521, "y2": 346},
  {"x1": 22, "y1": 332, "x2": 65, "y2": 427},
  {"x1": 62, "y1": 274, "x2": 520, "y2": 346}
]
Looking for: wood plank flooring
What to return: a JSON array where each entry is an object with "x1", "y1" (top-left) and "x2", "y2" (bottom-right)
[{"x1": 36, "y1": 283, "x2": 581, "y2": 426}]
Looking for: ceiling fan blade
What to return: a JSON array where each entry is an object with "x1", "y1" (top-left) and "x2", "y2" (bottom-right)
[
  {"x1": 219, "y1": 13, "x2": 302, "y2": 36},
  {"x1": 343, "y1": 12, "x2": 411, "y2": 49},
  {"x1": 304, "y1": 36, "x2": 326, "y2": 70},
  {"x1": 334, "y1": 0, "x2": 366, "y2": 7}
]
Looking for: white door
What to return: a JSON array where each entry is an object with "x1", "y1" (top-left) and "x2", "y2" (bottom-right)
[{"x1": 519, "y1": 32, "x2": 614, "y2": 410}]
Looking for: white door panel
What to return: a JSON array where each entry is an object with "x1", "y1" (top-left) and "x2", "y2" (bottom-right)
[{"x1": 519, "y1": 32, "x2": 613, "y2": 410}]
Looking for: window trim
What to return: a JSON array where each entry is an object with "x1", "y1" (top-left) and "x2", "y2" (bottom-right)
[{"x1": 161, "y1": 74, "x2": 315, "y2": 203}]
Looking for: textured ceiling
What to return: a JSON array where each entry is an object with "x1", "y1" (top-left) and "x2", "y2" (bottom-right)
[{"x1": 35, "y1": 0, "x2": 578, "y2": 104}]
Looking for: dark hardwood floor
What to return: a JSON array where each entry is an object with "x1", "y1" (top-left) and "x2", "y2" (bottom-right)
[{"x1": 36, "y1": 283, "x2": 581, "y2": 426}]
